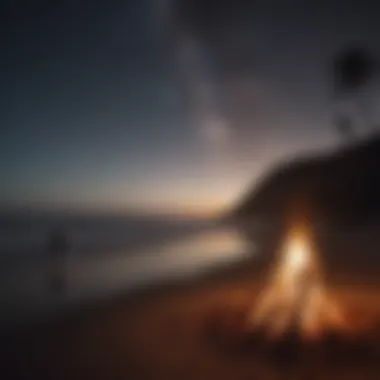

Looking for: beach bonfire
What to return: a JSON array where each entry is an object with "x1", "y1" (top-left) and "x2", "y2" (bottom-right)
[
  {"x1": 249, "y1": 222, "x2": 346, "y2": 341},
  {"x1": 207, "y1": 219, "x2": 352, "y2": 351}
]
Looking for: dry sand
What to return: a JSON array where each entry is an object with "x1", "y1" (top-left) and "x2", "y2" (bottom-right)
[{"x1": 1, "y1": 257, "x2": 380, "y2": 380}]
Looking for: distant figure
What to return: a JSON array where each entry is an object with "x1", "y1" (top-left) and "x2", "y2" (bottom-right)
[{"x1": 47, "y1": 229, "x2": 69, "y2": 293}]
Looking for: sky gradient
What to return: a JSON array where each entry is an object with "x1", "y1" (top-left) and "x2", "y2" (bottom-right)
[{"x1": 2, "y1": 0, "x2": 380, "y2": 216}]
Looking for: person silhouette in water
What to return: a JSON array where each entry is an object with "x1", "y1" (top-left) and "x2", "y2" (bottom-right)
[{"x1": 47, "y1": 229, "x2": 69, "y2": 293}]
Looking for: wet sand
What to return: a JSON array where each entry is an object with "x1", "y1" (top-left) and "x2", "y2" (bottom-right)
[{"x1": 1, "y1": 256, "x2": 380, "y2": 380}]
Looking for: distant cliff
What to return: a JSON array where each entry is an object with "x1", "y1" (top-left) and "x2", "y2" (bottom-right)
[{"x1": 233, "y1": 135, "x2": 380, "y2": 226}]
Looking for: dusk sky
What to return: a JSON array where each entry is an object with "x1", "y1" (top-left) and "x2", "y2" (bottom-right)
[{"x1": 2, "y1": 0, "x2": 380, "y2": 216}]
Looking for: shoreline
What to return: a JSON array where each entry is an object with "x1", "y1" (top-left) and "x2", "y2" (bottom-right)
[
  {"x1": 0, "y1": 254, "x2": 258, "y2": 336},
  {"x1": 2, "y1": 250, "x2": 380, "y2": 379}
]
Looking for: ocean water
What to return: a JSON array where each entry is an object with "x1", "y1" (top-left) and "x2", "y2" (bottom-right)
[{"x1": 0, "y1": 214, "x2": 253, "y2": 326}]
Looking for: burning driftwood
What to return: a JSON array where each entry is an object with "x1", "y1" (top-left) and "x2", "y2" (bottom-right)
[
  {"x1": 249, "y1": 222, "x2": 346, "y2": 341},
  {"x1": 205, "y1": 220, "x2": 354, "y2": 358}
]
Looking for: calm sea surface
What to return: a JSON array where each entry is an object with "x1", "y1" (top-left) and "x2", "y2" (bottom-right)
[{"x1": 0, "y1": 215, "x2": 253, "y2": 326}]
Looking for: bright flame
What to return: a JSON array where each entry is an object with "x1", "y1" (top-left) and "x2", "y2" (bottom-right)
[
  {"x1": 285, "y1": 233, "x2": 310, "y2": 273},
  {"x1": 250, "y1": 222, "x2": 346, "y2": 339}
]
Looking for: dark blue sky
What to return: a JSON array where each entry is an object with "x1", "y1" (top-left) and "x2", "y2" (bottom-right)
[{"x1": 2, "y1": 0, "x2": 380, "y2": 216}]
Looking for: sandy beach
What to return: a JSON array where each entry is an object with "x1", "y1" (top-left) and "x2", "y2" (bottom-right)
[{"x1": 2, "y1": 254, "x2": 380, "y2": 380}]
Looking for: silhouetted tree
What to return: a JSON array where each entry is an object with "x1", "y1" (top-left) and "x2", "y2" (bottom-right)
[
  {"x1": 332, "y1": 47, "x2": 377, "y2": 140},
  {"x1": 334, "y1": 48, "x2": 375, "y2": 93}
]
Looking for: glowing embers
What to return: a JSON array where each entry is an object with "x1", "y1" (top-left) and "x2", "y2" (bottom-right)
[{"x1": 250, "y1": 223, "x2": 345, "y2": 340}]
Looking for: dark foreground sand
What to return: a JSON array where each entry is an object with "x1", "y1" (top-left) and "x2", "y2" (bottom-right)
[{"x1": 1, "y1": 257, "x2": 380, "y2": 380}]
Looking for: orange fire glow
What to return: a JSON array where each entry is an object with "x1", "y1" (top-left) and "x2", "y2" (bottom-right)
[{"x1": 250, "y1": 223, "x2": 346, "y2": 340}]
